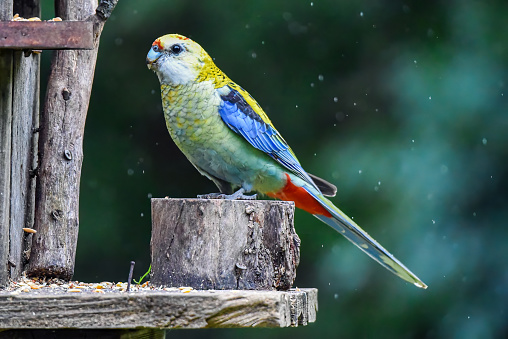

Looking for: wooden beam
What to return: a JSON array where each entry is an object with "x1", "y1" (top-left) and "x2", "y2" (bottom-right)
[
  {"x1": 0, "y1": 22, "x2": 94, "y2": 50},
  {"x1": 0, "y1": 288, "x2": 318, "y2": 328}
]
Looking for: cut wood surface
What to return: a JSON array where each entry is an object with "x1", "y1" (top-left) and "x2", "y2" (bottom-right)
[
  {"x1": 151, "y1": 199, "x2": 300, "y2": 290},
  {"x1": 0, "y1": 288, "x2": 317, "y2": 328}
]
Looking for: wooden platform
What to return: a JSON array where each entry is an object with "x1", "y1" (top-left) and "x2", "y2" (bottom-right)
[{"x1": 0, "y1": 288, "x2": 317, "y2": 329}]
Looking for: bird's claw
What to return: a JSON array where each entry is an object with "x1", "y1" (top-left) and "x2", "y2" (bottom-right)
[{"x1": 197, "y1": 188, "x2": 257, "y2": 200}]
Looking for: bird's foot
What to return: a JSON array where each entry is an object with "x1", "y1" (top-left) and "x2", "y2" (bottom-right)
[{"x1": 197, "y1": 188, "x2": 257, "y2": 200}]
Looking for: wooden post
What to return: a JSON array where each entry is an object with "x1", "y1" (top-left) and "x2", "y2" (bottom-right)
[
  {"x1": 8, "y1": 0, "x2": 41, "y2": 282},
  {"x1": 26, "y1": 0, "x2": 118, "y2": 280},
  {"x1": 0, "y1": 0, "x2": 14, "y2": 287},
  {"x1": 151, "y1": 199, "x2": 300, "y2": 290}
]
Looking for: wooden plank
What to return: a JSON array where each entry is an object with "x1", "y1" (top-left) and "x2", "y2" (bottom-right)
[
  {"x1": 0, "y1": 288, "x2": 317, "y2": 328},
  {"x1": 0, "y1": 22, "x2": 94, "y2": 50},
  {"x1": 0, "y1": 1, "x2": 14, "y2": 288},
  {"x1": 9, "y1": 0, "x2": 40, "y2": 280},
  {"x1": 151, "y1": 199, "x2": 300, "y2": 290}
]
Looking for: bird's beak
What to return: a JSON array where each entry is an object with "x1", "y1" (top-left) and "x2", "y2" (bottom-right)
[{"x1": 146, "y1": 48, "x2": 161, "y2": 69}]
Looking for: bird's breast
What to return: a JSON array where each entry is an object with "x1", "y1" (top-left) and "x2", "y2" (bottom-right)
[
  {"x1": 161, "y1": 81, "x2": 223, "y2": 146},
  {"x1": 159, "y1": 81, "x2": 285, "y2": 193}
]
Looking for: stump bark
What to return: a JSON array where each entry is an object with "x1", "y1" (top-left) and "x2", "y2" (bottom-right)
[{"x1": 151, "y1": 198, "x2": 300, "y2": 290}]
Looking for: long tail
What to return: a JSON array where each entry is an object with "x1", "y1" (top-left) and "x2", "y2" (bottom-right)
[
  {"x1": 309, "y1": 189, "x2": 427, "y2": 289},
  {"x1": 268, "y1": 174, "x2": 427, "y2": 289}
]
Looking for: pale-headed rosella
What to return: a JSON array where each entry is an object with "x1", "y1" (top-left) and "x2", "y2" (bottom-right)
[{"x1": 146, "y1": 34, "x2": 427, "y2": 289}]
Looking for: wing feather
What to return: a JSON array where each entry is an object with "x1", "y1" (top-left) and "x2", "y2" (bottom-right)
[{"x1": 218, "y1": 84, "x2": 319, "y2": 191}]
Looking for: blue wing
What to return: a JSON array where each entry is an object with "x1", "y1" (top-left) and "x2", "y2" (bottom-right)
[{"x1": 218, "y1": 84, "x2": 318, "y2": 190}]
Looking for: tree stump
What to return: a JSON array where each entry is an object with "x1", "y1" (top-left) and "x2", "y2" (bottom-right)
[{"x1": 151, "y1": 198, "x2": 300, "y2": 290}]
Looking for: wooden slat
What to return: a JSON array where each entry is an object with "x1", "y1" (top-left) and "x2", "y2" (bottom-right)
[
  {"x1": 9, "y1": 0, "x2": 41, "y2": 280},
  {"x1": 0, "y1": 1, "x2": 14, "y2": 288},
  {"x1": 0, "y1": 288, "x2": 318, "y2": 328},
  {"x1": 0, "y1": 21, "x2": 93, "y2": 50}
]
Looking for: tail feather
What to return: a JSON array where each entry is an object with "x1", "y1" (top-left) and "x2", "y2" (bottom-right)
[{"x1": 308, "y1": 189, "x2": 427, "y2": 289}]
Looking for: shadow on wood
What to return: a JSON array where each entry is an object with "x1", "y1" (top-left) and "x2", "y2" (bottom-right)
[{"x1": 151, "y1": 198, "x2": 300, "y2": 290}]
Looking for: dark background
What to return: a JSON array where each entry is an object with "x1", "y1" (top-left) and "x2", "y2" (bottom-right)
[{"x1": 37, "y1": 0, "x2": 508, "y2": 338}]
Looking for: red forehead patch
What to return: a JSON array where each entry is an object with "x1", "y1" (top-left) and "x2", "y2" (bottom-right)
[
  {"x1": 153, "y1": 39, "x2": 163, "y2": 49},
  {"x1": 175, "y1": 35, "x2": 190, "y2": 40}
]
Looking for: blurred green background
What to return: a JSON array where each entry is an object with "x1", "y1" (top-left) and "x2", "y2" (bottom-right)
[{"x1": 38, "y1": 0, "x2": 508, "y2": 338}]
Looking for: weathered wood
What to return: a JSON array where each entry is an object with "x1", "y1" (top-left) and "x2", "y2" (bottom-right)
[
  {"x1": 0, "y1": 288, "x2": 317, "y2": 328},
  {"x1": 26, "y1": 0, "x2": 118, "y2": 280},
  {"x1": 9, "y1": 0, "x2": 40, "y2": 282},
  {"x1": 151, "y1": 199, "x2": 300, "y2": 290},
  {"x1": 0, "y1": 22, "x2": 94, "y2": 50},
  {"x1": 0, "y1": 0, "x2": 14, "y2": 287},
  {"x1": 0, "y1": 329, "x2": 165, "y2": 339}
]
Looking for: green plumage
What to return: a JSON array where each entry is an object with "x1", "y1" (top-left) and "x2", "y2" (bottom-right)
[{"x1": 160, "y1": 82, "x2": 284, "y2": 194}]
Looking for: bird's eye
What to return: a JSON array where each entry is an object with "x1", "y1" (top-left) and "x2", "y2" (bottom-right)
[
  {"x1": 171, "y1": 44, "x2": 183, "y2": 55},
  {"x1": 152, "y1": 45, "x2": 160, "y2": 52}
]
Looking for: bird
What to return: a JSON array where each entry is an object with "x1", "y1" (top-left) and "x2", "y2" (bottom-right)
[{"x1": 146, "y1": 33, "x2": 427, "y2": 289}]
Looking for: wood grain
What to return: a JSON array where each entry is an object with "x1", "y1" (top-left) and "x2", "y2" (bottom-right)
[
  {"x1": 8, "y1": 0, "x2": 40, "y2": 282},
  {"x1": 27, "y1": 0, "x2": 117, "y2": 280},
  {"x1": 0, "y1": 0, "x2": 14, "y2": 287},
  {"x1": 151, "y1": 199, "x2": 300, "y2": 290},
  {"x1": 0, "y1": 22, "x2": 94, "y2": 50},
  {"x1": 0, "y1": 288, "x2": 317, "y2": 329}
]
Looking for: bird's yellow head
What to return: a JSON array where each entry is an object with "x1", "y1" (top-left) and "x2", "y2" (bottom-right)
[{"x1": 146, "y1": 34, "x2": 213, "y2": 86}]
